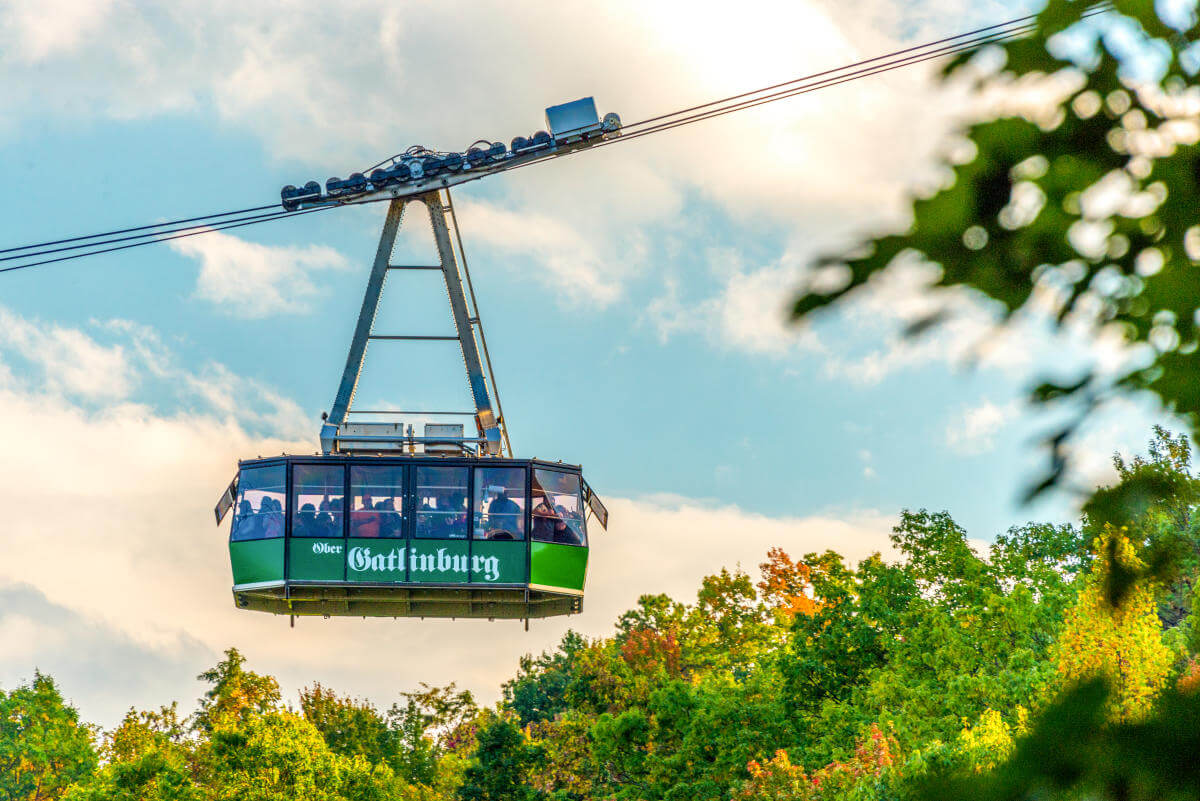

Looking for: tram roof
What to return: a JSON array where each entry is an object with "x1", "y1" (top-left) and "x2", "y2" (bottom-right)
[{"x1": 237, "y1": 453, "x2": 584, "y2": 472}]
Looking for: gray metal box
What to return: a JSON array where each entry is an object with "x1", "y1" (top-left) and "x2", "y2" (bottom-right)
[
  {"x1": 340, "y1": 422, "x2": 407, "y2": 451},
  {"x1": 545, "y1": 97, "x2": 601, "y2": 141},
  {"x1": 424, "y1": 423, "x2": 465, "y2": 454}
]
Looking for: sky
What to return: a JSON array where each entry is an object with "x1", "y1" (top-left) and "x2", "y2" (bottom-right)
[{"x1": 0, "y1": 0, "x2": 1176, "y2": 728}]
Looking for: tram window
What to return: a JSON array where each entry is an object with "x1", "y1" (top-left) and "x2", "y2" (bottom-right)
[
  {"x1": 473, "y1": 467, "x2": 526, "y2": 541},
  {"x1": 231, "y1": 464, "x2": 286, "y2": 541},
  {"x1": 415, "y1": 466, "x2": 468, "y2": 539},
  {"x1": 350, "y1": 465, "x2": 404, "y2": 538},
  {"x1": 291, "y1": 465, "x2": 345, "y2": 538},
  {"x1": 531, "y1": 469, "x2": 587, "y2": 547}
]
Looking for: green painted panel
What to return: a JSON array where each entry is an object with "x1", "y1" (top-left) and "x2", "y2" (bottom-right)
[
  {"x1": 230, "y1": 539, "x2": 284, "y2": 586},
  {"x1": 346, "y1": 540, "x2": 408, "y2": 583},
  {"x1": 531, "y1": 542, "x2": 588, "y2": 592},
  {"x1": 290, "y1": 538, "x2": 346, "y2": 581},
  {"x1": 471, "y1": 540, "x2": 528, "y2": 584}
]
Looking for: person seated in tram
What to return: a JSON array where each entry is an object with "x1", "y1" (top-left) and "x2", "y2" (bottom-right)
[
  {"x1": 235, "y1": 500, "x2": 262, "y2": 539},
  {"x1": 551, "y1": 505, "x2": 581, "y2": 545},
  {"x1": 531, "y1": 495, "x2": 558, "y2": 542},
  {"x1": 352, "y1": 492, "x2": 381, "y2": 538},
  {"x1": 295, "y1": 503, "x2": 318, "y2": 537},
  {"x1": 446, "y1": 492, "x2": 468, "y2": 538},
  {"x1": 375, "y1": 497, "x2": 402, "y2": 537},
  {"x1": 484, "y1": 487, "x2": 520, "y2": 540},
  {"x1": 260, "y1": 497, "x2": 284, "y2": 538},
  {"x1": 314, "y1": 494, "x2": 339, "y2": 536}
]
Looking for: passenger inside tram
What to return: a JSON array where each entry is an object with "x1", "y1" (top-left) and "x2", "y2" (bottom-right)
[
  {"x1": 552, "y1": 505, "x2": 581, "y2": 545},
  {"x1": 531, "y1": 496, "x2": 557, "y2": 541},
  {"x1": 295, "y1": 503, "x2": 318, "y2": 537},
  {"x1": 260, "y1": 497, "x2": 284, "y2": 538},
  {"x1": 353, "y1": 493, "x2": 381, "y2": 537},
  {"x1": 236, "y1": 500, "x2": 260, "y2": 539},
  {"x1": 376, "y1": 497, "x2": 402, "y2": 537},
  {"x1": 484, "y1": 487, "x2": 521, "y2": 540}
]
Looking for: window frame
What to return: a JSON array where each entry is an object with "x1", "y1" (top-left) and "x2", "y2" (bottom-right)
[
  {"x1": 230, "y1": 462, "x2": 287, "y2": 542},
  {"x1": 348, "y1": 463, "x2": 408, "y2": 539},
  {"x1": 530, "y1": 467, "x2": 588, "y2": 548},
  {"x1": 472, "y1": 465, "x2": 528, "y2": 542},
  {"x1": 413, "y1": 464, "x2": 471, "y2": 541},
  {"x1": 289, "y1": 462, "x2": 348, "y2": 540}
]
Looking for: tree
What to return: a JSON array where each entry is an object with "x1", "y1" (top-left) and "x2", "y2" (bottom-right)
[
  {"x1": 782, "y1": 550, "x2": 917, "y2": 722},
  {"x1": 504, "y1": 631, "x2": 586, "y2": 726},
  {"x1": 0, "y1": 672, "x2": 96, "y2": 801},
  {"x1": 789, "y1": 0, "x2": 1200, "y2": 504},
  {"x1": 1101, "y1": 426, "x2": 1200, "y2": 631},
  {"x1": 300, "y1": 684, "x2": 392, "y2": 765},
  {"x1": 527, "y1": 712, "x2": 600, "y2": 799},
  {"x1": 192, "y1": 648, "x2": 281, "y2": 733},
  {"x1": 684, "y1": 568, "x2": 773, "y2": 673},
  {"x1": 201, "y1": 710, "x2": 401, "y2": 801},
  {"x1": 1054, "y1": 526, "x2": 1174, "y2": 721},
  {"x1": 64, "y1": 704, "x2": 199, "y2": 801},
  {"x1": 456, "y1": 717, "x2": 544, "y2": 801},
  {"x1": 734, "y1": 725, "x2": 898, "y2": 801},
  {"x1": 758, "y1": 547, "x2": 821, "y2": 624}
]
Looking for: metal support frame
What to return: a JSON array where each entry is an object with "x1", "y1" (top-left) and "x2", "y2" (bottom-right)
[{"x1": 321, "y1": 190, "x2": 509, "y2": 456}]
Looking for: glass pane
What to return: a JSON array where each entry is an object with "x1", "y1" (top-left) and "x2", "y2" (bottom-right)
[
  {"x1": 415, "y1": 466, "x2": 468, "y2": 539},
  {"x1": 350, "y1": 465, "x2": 405, "y2": 538},
  {"x1": 473, "y1": 467, "x2": 526, "y2": 540},
  {"x1": 292, "y1": 464, "x2": 345, "y2": 538},
  {"x1": 531, "y1": 469, "x2": 587, "y2": 546},
  {"x1": 232, "y1": 464, "x2": 286, "y2": 541}
]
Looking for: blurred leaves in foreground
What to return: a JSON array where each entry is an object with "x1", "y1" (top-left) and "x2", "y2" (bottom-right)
[{"x1": 791, "y1": 0, "x2": 1200, "y2": 506}]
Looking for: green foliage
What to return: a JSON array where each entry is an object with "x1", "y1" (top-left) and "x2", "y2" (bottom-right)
[
  {"x1": 503, "y1": 631, "x2": 586, "y2": 726},
  {"x1": 782, "y1": 551, "x2": 916, "y2": 722},
  {"x1": 790, "y1": 0, "x2": 1200, "y2": 505},
  {"x1": 1089, "y1": 426, "x2": 1200, "y2": 619},
  {"x1": 192, "y1": 648, "x2": 281, "y2": 733},
  {"x1": 64, "y1": 704, "x2": 199, "y2": 801},
  {"x1": 299, "y1": 680, "x2": 475, "y2": 790},
  {"x1": 457, "y1": 717, "x2": 545, "y2": 801},
  {"x1": 300, "y1": 684, "x2": 393, "y2": 766},
  {"x1": 921, "y1": 679, "x2": 1200, "y2": 801},
  {"x1": 1054, "y1": 526, "x2": 1174, "y2": 720},
  {"x1": 0, "y1": 672, "x2": 96, "y2": 801}
]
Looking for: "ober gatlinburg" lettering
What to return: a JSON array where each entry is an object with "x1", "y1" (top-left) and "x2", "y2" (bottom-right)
[{"x1": 341, "y1": 545, "x2": 501, "y2": 581}]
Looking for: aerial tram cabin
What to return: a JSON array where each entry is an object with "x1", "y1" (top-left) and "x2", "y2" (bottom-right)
[
  {"x1": 228, "y1": 455, "x2": 593, "y2": 620},
  {"x1": 215, "y1": 98, "x2": 613, "y2": 624}
]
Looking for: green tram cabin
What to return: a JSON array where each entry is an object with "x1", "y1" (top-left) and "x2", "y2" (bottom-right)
[{"x1": 226, "y1": 455, "x2": 598, "y2": 621}]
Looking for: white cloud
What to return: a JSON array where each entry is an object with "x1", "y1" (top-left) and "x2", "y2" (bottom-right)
[
  {"x1": 453, "y1": 200, "x2": 623, "y2": 307},
  {"x1": 0, "y1": 307, "x2": 134, "y2": 399},
  {"x1": 646, "y1": 251, "x2": 824, "y2": 356},
  {"x1": 169, "y1": 231, "x2": 349, "y2": 317},
  {"x1": 946, "y1": 400, "x2": 1019, "y2": 455},
  {"x1": 0, "y1": 0, "x2": 979, "y2": 311},
  {"x1": 2, "y1": 0, "x2": 115, "y2": 63}
]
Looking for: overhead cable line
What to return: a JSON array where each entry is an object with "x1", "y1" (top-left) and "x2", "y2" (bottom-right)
[
  {"x1": 0, "y1": 205, "x2": 338, "y2": 275},
  {"x1": 0, "y1": 207, "x2": 321, "y2": 265},
  {"x1": 0, "y1": 5, "x2": 1110, "y2": 275},
  {"x1": 0, "y1": 203, "x2": 280, "y2": 255}
]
